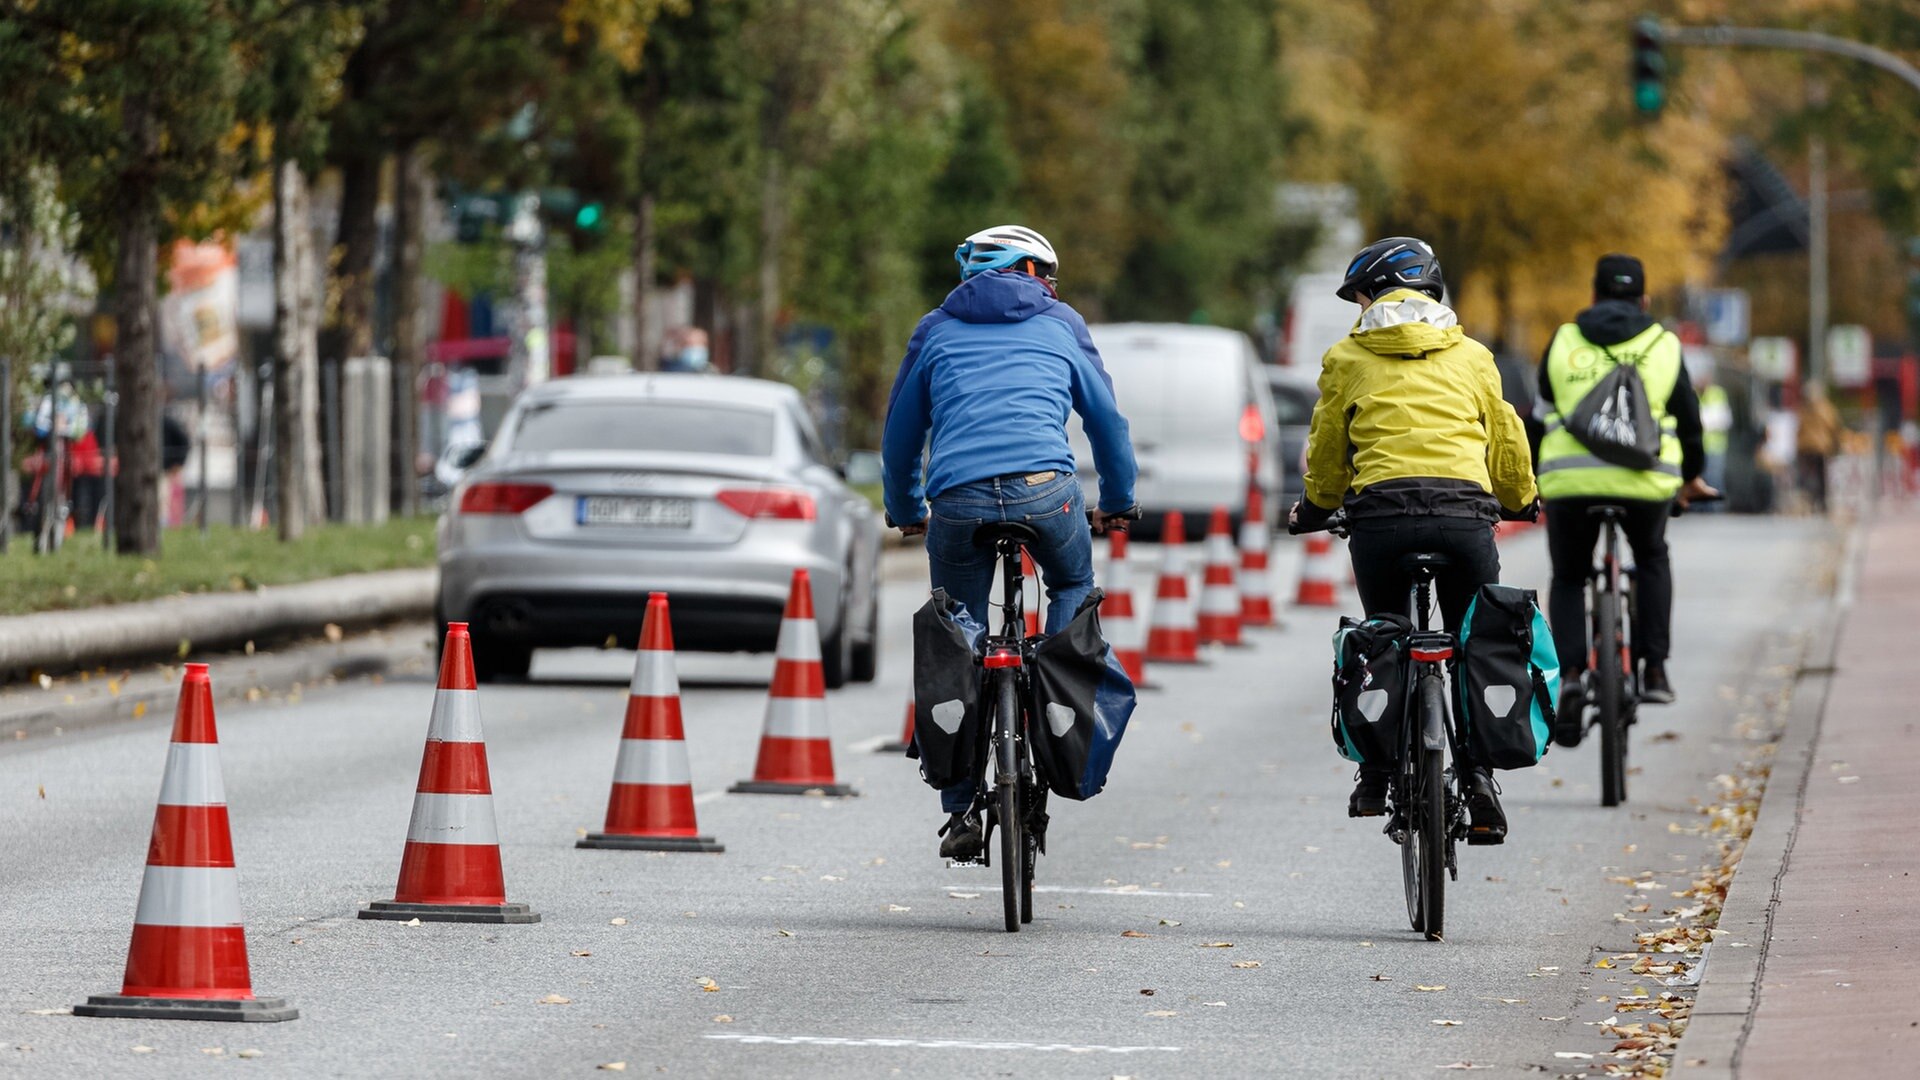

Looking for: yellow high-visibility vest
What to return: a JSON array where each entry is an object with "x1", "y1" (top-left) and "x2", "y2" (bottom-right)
[{"x1": 1537, "y1": 321, "x2": 1683, "y2": 500}]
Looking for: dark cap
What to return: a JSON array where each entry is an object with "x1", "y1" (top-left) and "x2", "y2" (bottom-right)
[{"x1": 1593, "y1": 253, "x2": 1645, "y2": 299}]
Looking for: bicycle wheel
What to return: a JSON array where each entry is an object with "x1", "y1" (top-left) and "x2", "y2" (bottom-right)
[
  {"x1": 1416, "y1": 672, "x2": 1447, "y2": 941},
  {"x1": 1595, "y1": 590, "x2": 1627, "y2": 807},
  {"x1": 995, "y1": 676, "x2": 1024, "y2": 933}
]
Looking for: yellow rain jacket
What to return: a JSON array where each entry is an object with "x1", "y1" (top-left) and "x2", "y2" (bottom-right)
[{"x1": 1303, "y1": 289, "x2": 1536, "y2": 518}]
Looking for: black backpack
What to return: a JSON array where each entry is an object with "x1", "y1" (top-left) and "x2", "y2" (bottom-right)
[{"x1": 1563, "y1": 335, "x2": 1667, "y2": 470}]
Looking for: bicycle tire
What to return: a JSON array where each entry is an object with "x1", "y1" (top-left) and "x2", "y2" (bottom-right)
[
  {"x1": 995, "y1": 675, "x2": 1023, "y2": 933},
  {"x1": 1595, "y1": 590, "x2": 1627, "y2": 807},
  {"x1": 1416, "y1": 672, "x2": 1447, "y2": 941}
]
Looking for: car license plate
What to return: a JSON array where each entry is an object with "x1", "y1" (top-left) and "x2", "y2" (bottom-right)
[{"x1": 577, "y1": 496, "x2": 693, "y2": 529}]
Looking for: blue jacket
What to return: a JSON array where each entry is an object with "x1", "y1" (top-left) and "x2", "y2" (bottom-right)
[{"x1": 881, "y1": 271, "x2": 1137, "y2": 525}]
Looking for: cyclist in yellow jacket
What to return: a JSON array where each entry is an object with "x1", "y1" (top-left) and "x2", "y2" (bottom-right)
[{"x1": 1291, "y1": 237, "x2": 1537, "y2": 840}]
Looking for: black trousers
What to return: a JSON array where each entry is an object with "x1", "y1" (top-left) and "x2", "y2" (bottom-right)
[
  {"x1": 1347, "y1": 516, "x2": 1502, "y2": 634},
  {"x1": 1543, "y1": 497, "x2": 1672, "y2": 675}
]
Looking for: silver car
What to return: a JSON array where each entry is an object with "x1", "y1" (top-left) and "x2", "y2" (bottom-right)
[{"x1": 436, "y1": 374, "x2": 884, "y2": 685}]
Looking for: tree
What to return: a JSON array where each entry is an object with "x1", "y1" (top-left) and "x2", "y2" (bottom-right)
[{"x1": 0, "y1": 0, "x2": 248, "y2": 555}]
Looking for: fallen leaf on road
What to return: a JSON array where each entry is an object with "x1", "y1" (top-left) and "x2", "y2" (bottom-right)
[
  {"x1": 1201, "y1": 942, "x2": 1233, "y2": 948},
  {"x1": 1231, "y1": 961, "x2": 1262, "y2": 969},
  {"x1": 1496, "y1": 999, "x2": 1525, "y2": 1005},
  {"x1": 132, "y1": 702, "x2": 147, "y2": 719},
  {"x1": 570, "y1": 950, "x2": 592, "y2": 957},
  {"x1": 1837, "y1": 776, "x2": 1860, "y2": 784},
  {"x1": 597, "y1": 1064, "x2": 627, "y2": 1072},
  {"x1": 948, "y1": 893, "x2": 980, "y2": 900},
  {"x1": 1594, "y1": 958, "x2": 1615, "y2": 969},
  {"x1": 1158, "y1": 919, "x2": 1181, "y2": 926},
  {"x1": 1538, "y1": 1016, "x2": 1568, "y2": 1022},
  {"x1": 404, "y1": 918, "x2": 422, "y2": 927},
  {"x1": 324, "y1": 623, "x2": 343, "y2": 643},
  {"x1": 1359, "y1": 941, "x2": 1375, "y2": 948},
  {"x1": 886, "y1": 905, "x2": 911, "y2": 913},
  {"x1": 1201, "y1": 1001, "x2": 1227, "y2": 1008},
  {"x1": 37, "y1": 785, "x2": 45, "y2": 799},
  {"x1": 1437, "y1": 1065, "x2": 1493, "y2": 1071},
  {"x1": 775, "y1": 929, "x2": 794, "y2": 937},
  {"x1": 1414, "y1": 985, "x2": 1447, "y2": 992},
  {"x1": 236, "y1": 1050, "x2": 263, "y2": 1059},
  {"x1": 132, "y1": 1046, "x2": 154, "y2": 1054},
  {"x1": 538, "y1": 995, "x2": 572, "y2": 1005},
  {"x1": 1431, "y1": 1019, "x2": 1462, "y2": 1026},
  {"x1": 609, "y1": 917, "x2": 628, "y2": 926},
  {"x1": 1120, "y1": 930, "x2": 1150, "y2": 938},
  {"x1": 24, "y1": 1008, "x2": 70, "y2": 1016},
  {"x1": 1553, "y1": 1051, "x2": 1593, "y2": 1060},
  {"x1": 712, "y1": 1015, "x2": 733, "y2": 1024},
  {"x1": 201, "y1": 1047, "x2": 224, "y2": 1055},
  {"x1": 696, "y1": 978, "x2": 719, "y2": 993},
  {"x1": 1145, "y1": 1010, "x2": 1177, "y2": 1018},
  {"x1": 1370, "y1": 974, "x2": 1393, "y2": 981}
]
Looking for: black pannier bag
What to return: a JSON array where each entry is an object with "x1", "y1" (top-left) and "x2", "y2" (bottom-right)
[
  {"x1": 1029, "y1": 590, "x2": 1136, "y2": 801},
  {"x1": 1330, "y1": 613, "x2": 1413, "y2": 766},
  {"x1": 910, "y1": 589, "x2": 986, "y2": 789},
  {"x1": 1456, "y1": 583, "x2": 1560, "y2": 770},
  {"x1": 1562, "y1": 338, "x2": 1665, "y2": 470}
]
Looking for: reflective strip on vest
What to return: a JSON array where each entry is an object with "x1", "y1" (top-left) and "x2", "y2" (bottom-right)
[{"x1": 1538, "y1": 454, "x2": 1681, "y2": 476}]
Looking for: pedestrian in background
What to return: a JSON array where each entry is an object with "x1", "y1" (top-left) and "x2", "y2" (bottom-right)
[
  {"x1": 1697, "y1": 375, "x2": 1731, "y2": 513},
  {"x1": 1795, "y1": 381, "x2": 1841, "y2": 513}
]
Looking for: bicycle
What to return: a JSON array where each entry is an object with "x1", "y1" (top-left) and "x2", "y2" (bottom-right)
[
  {"x1": 1575, "y1": 495, "x2": 1719, "y2": 807},
  {"x1": 960, "y1": 506, "x2": 1138, "y2": 932}
]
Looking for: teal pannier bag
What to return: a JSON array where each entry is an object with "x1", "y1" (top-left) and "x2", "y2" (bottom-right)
[
  {"x1": 1330, "y1": 613, "x2": 1413, "y2": 766},
  {"x1": 1456, "y1": 584, "x2": 1559, "y2": 769}
]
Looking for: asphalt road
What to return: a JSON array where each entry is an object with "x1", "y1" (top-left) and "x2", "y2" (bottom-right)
[{"x1": 0, "y1": 516, "x2": 1826, "y2": 1079}]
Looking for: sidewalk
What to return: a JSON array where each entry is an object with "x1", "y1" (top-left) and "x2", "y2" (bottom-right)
[{"x1": 1679, "y1": 508, "x2": 1920, "y2": 1076}]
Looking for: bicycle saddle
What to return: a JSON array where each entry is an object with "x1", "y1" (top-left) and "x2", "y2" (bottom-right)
[
  {"x1": 972, "y1": 521, "x2": 1041, "y2": 548},
  {"x1": 1399, "y1": 552, "x2": 1452, "y2": 572},
  {"x1": 1585, "y1": 505, "x2": 1630, "y2": 520}
]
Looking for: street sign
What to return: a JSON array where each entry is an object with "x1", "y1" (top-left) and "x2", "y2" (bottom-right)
[
  {"x1": 1703, "y1": 288, "x2": 1751, "y2": 347},
  {"x1": 1827, "y1": 324, "x2": 1872, "y2": 387},
  {"x1": 1749, "y1": 336, "x2": 1796, "y2": 382}
]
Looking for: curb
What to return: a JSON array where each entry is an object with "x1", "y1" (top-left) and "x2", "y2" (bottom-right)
[
  {"x1": 2, "y1": 622, "x2": 435, "y2": 745},
  {"x1": 0, "y1": 568, "x2": 434, "y2": 681},
  {"x1": 1669, "y1": 523, "x2": 1863, "y2": 1078}
]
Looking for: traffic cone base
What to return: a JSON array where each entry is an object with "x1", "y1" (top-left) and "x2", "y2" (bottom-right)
[
  {"x1": 73, "y1": 994, "x2": 299, "y2": 1023},
  {"x1": 76, "y1": 663, "x2": 297, "y2": 1024},
  {"x1": 358, "y1": 900, "x2": 539, "y2": 924},
  {"x1": 579, "y1": 595, "x2": 725, "y2": 852}
]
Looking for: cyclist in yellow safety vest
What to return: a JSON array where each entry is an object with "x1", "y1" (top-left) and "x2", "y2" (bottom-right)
[{"x1": 1536, "y1": 254, "x2": 1715, "y2": 748}]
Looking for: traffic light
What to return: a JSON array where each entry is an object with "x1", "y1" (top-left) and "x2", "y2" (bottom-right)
[
  {"x1": 574, "y1": 202, "x2": 604, "y2": 231},
  {"x1": 1630, "y1": 17, "x2": 1667, "y2": 118}
]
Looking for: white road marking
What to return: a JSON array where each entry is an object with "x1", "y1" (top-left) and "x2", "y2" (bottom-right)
[
  {"x1": 943, "y1": 884, "x2": 1214, "y2": 898},
  {"x1": 705, "y1": 1033, "x2": 1179, "y2": 1054},
  {"x1": 847, "y1": 734, "x2": 894, "y2": 754},
  {"x1": 693, "y1": 790, "x2": 725, "y2": 806}
]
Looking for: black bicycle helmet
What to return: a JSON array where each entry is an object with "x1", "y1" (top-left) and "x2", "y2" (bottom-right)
[{"x1": 1335, "y1": 236, "x2": 1445, "y2": 303}]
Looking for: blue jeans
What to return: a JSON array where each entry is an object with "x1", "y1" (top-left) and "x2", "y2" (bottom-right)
[{"x1": 925, "y1": 472, "x2": 1094, "y2": 813}]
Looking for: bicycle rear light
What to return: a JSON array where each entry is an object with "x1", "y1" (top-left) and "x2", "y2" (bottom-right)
[{"x1": 983, "y1": 648, "x2": 1023, "y2": 669}]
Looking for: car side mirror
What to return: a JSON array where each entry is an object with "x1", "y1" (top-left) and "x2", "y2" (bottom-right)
[
  {"x1": 841, "y1": 449, "x2": 883, "y2": 486},
  {"x1": 453, "y1": 442, "x2": 488, "y2": 470}
]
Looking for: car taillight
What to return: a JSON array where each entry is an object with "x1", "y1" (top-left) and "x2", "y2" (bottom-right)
[
  {"x1": 459, "y1": 482, "x2": 553, "y2": 514},
  {"x1": 716, "y1": 488, "x2": 817, "y2": 520},
  {"x1": 1240, "y1": 402, "x2": 1267, "y2": 444}
]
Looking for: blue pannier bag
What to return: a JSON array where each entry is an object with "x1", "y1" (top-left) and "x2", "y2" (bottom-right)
[
  {"x1": 910, "y1": 589, "x2": 987, "y2": 790},
  {"x1": 1331, "y1": 613, "x2": 1413, "y2": 765},
  {"x1": 1456, "y1": 583, "x2": 1559, "y2": 769},
  {"x1": 1030, "y1": 590, "x2": 1134, "y2": 800}
]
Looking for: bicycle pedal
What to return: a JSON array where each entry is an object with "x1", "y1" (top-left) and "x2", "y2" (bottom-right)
[{"x1": 946, "y1": 857, "x2": 989, "y2": 870}]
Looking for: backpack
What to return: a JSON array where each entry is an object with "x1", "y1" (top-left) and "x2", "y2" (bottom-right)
[
  {"x1": 1456, "y1": 584, "x2": 1559, "y2": 770},
  {"x1": 1029, "y1": 590, "x2": 1135, "y2": 800},
  {"x1": 1563, "y1": 337, "x2": 1665, "y2": 470},
  {"x1": 909, "y1": 589, "x2": 987, "y2": 790},
  {"x1": 1330, "y1": 613, "x2": 1413, "y2": 766}
]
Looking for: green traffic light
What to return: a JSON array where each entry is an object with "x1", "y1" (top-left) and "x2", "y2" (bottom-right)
[
  {"x1": 574, "y1": 202, "x2": 604, "y2": 230},
  {"x1": 1634, "y1": 83, "x2": 1665, "y2": 114}
]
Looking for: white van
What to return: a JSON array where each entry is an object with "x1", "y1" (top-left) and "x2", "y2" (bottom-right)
[
  {"x1": 1282, "y1": 272, "x2": 1360, "y2": 368},
  {"x1": 1071, "y1": 323, "x2": 1279, "y2": 539}
]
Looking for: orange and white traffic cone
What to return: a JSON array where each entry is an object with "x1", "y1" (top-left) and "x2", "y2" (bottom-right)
[
  {"x1": 1146, "y1": 511, "x2": 1201, "y2": 663},
  {"x1": 1197, "y1": 506, "x2": 1244, "y2": 646},
  {"x1": 74, "y1": 664, "x2": 298, "y2": 1022},
  {"x1": 1020, "y1": 549, "x2": 1042, "y2": 637},
  {"x1": 730, "y1": 569, "x2": 858, "y2": 796},
  {"x1": 1239, "y1": 485, "x2": 1278, "y2": 628},
  {"x1": 1105, "y1": 529, "x2": 1149, "y2": 687},
  {"x1": 361, "y1": 623, "x2": 539, "y2": 923},
  {"x1": 579, "y1": 594, "x2": 723, "y2": 852},
  {"x1": 877, "y1": 694, "x2": 914, "y2": 754},
  {"x1": 1293, "y1": 533, "x2": 1341, "y2": 608}
]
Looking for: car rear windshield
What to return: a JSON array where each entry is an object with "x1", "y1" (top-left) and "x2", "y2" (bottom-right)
[{"x1": 510, "y1": 401, "x2": 777, "y2": 457}]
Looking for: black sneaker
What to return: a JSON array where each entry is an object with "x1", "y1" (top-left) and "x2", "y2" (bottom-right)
[
  {"x1": 1349, "y1": 769, "x2": 1390, "y2": 818},
  {"x1": 1640, "y1": 664, "x2": 1676, "y2": 705},
  {"x1": 1553, "y1": 678, "x2": 1587, "y2": 748},
  {"x1": 1464, "y1": 769, "x2": 1507, "y2": 846},
  {"x1": 938, "y1": 811, "x2": 984, "y2": 860}
]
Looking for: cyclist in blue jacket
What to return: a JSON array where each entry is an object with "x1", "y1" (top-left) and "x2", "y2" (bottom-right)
[{"x1": 882, "y1": 224, "x2": 1138, "y2": 860}]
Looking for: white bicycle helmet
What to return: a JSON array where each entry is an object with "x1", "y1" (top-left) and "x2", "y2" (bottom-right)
[{"x1": 955, "y1": 225, "x2": 1059, "y2": 281}]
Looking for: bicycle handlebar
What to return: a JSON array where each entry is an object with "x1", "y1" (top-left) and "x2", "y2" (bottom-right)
[
  {"x1": 1288, "y1": 509, "x2": 1350, "y2": 538},
  {"x1": 1670, "y1": 491, "x2": 1724, "y2": 518}
]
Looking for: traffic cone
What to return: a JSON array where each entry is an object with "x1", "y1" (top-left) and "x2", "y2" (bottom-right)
[
  {"x1": 1020, "y1": 549, "x2": 1042, "y2": 637},
  {"x1": 730, "y1": 569, "x2": 858, "y2": 796},
  {"x1": 1145, "y1": 511, "x2": 1201, "y2": 663},
  {"x1": 1105, "y1": 529, "x2": 1149, "y2": 687},
  {"x1": 877, "y1": 694, "x2": 914, "y2": 754},
  {"x1": 578, "y1": 594, "x2": 723, "y2": 852},
  {"x1": 1197, "y1": 506, "x2": 1244, "y2": 646},
  {"x1": 1293, "y1": 533, "x2": 1341, "y2": 607},
  {"x1": 360, "y1": 623, "x2": 539, "y2": 923},
  {"x1": 1239, "y1": 485, "x2": 1278, "y2": 628},
  {"x1": 74, "y1": 664, "x2": 298, "y2": 1022}
]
